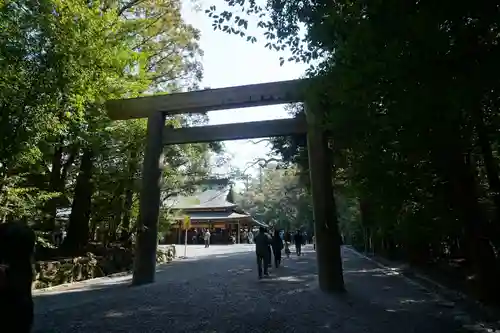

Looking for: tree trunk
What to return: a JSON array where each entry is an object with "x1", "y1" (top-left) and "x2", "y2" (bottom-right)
[
  {"x1": 44, "y1": 146, "x2": 64, "y2": 231},
  {"x1": 474, "y1": 113, "x2": 500, "y2": 221},
  {"x1": 132, "y1": 112, "x2": 165, "y2": 286},
  {"x1": 359, "y1": 198, "x2": 372, "y2": 253},
  {"x1": 368, "y1": 232, "x2": 373, "y2": 254},
  {"x1": 363, "y1": 228, "x2": 368, "y2": 253},
  {"x1": 474, "y1": 122, "x2": 500, "y2": 257},
  {"x1": 109, "y1": 185, "x2": 124, "y2": 243},
  {"x1": 44, "y1": 144, "x2": 78, "y2": 232},
  {"x1": 62, "y1": 149, "x2": 94, "y2": 255},
  {"x1": 120, "y1": 151, "x2": 137, "y2": 244},
  {"x1": 445, "y1": 150, "x2": 500, "y2": 302},
  {"x1": 61, "y1": 147, "x2": 77, "y2": 181},
  {"x1": 428, "y1": 113, "x2": 500, "y2": 302},
  {"x1": 90, "y1": 217, "x2": 98, "y2": 242},
  {"x1": 121, "y1": 186, "x2": 134, "y2": 242},
  {"x1": 306, "y1": 106, "x2": 345, "y2": 293}
]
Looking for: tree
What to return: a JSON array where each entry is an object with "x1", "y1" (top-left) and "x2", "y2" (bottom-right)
[
  {"x1": 0, "y1": 0, "x2": 225, "y2": 260},
  {"x1": 237, "y1": 163, "x2": 313, "y2": 230},
  {"x1": 206, "y1": 0, "x2": 500, "y2": 303}
]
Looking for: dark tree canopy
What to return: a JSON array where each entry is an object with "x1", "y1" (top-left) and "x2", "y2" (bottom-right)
[{"x1": 206, "y1": 0, "x2": 500, "y2": 303}]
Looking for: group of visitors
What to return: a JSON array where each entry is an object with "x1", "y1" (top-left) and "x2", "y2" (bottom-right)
[
  {"x1": 254, "y1": 227, "x2": 312, "y2": 279},
  {"x1": 190, "y1": 228, "x2": 255, "y2": 246},
  {"x1": 190, "y1": 229, "x2": 213, "y2": 247},
  {"x1": 228, "y1": 229, "x2": 254, "y2": 244},
  {"x1": 191, "y1": 229, "x2": 209, "y2": 247},
  {"x1": 241, "y1": 230, "x2": 254, "y2": 244},
  {"x1": 283, "y1": 229, "x2": 309, "y2": 256}
]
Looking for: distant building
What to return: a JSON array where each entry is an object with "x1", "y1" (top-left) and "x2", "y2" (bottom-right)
[{"x1": 164, "y1": 178, "x2": 266, "y2": 244}]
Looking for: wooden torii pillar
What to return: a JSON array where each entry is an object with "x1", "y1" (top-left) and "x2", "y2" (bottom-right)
[
  {"x1": 132, "y1": 111, "x2": 165, "y2": 285},
  {"x1": 105, "y1": 79, "x2": 345, "y2": 291},
  {"x1": 305, "y1": 106, "x2": 345, "y2": 292}
]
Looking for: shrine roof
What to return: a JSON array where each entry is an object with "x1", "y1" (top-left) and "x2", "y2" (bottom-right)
[
  {"x1": 173, "y1": 211, "x2": 250, "y2": 220},
  {"x1": 165, "y1": 187, "x2": 236, "y2": 210}
]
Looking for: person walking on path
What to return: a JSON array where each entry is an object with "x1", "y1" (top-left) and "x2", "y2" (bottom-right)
[
  {"x1": 204, "y1": 229, "x2": 211, "y2": 248},
  {"x1": 254, "y1": 227, "x2": 271, "y2": 279},
  {"x1": 284, "y1": 231, "x2": 291, "y2": 244},
  {"x1": 271, "y1": 230, "x2": 283, "y2": 268},
  {"x1": 265, "y1": 228, "x2": 272, "y2": 269},
  {"x1": 284, "y1": 241, "x2": 291, "y2": 258},
  {"x1": 248, "y1": 231, "x2": 254, "y2": 244},
  {"x1": 294, "y1": 230, "x2": 303, "y2": 256}
]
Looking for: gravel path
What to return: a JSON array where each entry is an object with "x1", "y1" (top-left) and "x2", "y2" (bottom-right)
[{"x1": 33, "y1": 245, "x2": 482, "y2": 333}]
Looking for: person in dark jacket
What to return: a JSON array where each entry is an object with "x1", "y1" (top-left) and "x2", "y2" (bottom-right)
[
  {"x1": 284, "y1": 231, "x2": 291, "y2": 243},
  {"x1": 271, "y1": 230, "x2": 283, "y2": 268},
  {"x1": 0, "y1": 221, "x2": 36, "y2": 333},
  {"x1": 293, "y1": 230, "x2": 303, "y2": 256},
  {"x1": 254, "y1": 227, "x2": 271, "y2": 278},
  {"x1": 265, "y1": 228, "x2": 272, "y2": 269}
]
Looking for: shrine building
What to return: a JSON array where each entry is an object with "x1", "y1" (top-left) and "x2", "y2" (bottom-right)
[{"x1": 164, "y1": 178, "x2": 266, "y2": 244}]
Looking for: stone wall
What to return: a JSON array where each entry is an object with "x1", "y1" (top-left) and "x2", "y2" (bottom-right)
[{"x1": 33, "y1": 245, "x2": 176, "y2": 289}]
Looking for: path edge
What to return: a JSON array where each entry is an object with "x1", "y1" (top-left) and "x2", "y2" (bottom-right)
[{"x1": 344, "y1": 246, "x2": 500, "y2": 329}]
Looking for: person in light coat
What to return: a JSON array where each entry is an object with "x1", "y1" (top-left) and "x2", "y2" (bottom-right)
[{"x1": 204, "y1": 229, "x2": 211, "y2": 248}]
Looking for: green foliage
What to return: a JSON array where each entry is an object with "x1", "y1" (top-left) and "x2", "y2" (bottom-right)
[
  {"x1": 237, "y1": 164, "x2": 314, "y2": 230},
  {"x1": 0, "y1": 0, "x2": 224, "y2": 258},
  {"x1": 0, "y1": 183, "x2": 58, "y2": 222},
  {"x1": 207, "y1": 0, "x2": 500, "y2": 302}
]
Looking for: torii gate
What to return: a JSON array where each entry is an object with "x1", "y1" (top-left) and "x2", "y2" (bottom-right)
[{"x1": 106, "y1": 79, "x2": 345, "y2": 293}]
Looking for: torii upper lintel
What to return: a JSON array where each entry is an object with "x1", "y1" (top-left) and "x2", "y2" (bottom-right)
[{"x1": 106, "y1": 79, "x2": 309, "y2": 120}]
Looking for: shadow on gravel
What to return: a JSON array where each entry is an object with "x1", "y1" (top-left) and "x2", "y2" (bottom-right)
[
  {"x1": 34, "y1": 251, "x2": 253, "y2": 301},
  {"x1": 155, "y1": 250, "x2": 254, "y2": 273},
  {"x1": 33, "y1": 247, "x2": 474, "y2": 333}
]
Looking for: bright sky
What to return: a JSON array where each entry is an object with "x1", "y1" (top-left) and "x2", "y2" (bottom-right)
[{"x1": 181, "y1": 0, "x2": 307, "y2": 177}]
